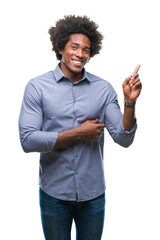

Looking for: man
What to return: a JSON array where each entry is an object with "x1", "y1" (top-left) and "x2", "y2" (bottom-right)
[{"x1": 19, "y1": 15, "x2": 142, "y2": 240}]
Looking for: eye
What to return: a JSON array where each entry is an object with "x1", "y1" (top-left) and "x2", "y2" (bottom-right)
[
  {"x1": 71, "y1": 45, "x2": 77, "y2": 50},
  {"x1": 84, "y1": 49, "x2": 90, "y2": 54}
]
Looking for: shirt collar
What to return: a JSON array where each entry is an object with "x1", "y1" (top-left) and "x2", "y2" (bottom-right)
[{"x1": 54, "y1": 63, "x2": 91, "y2": 83}]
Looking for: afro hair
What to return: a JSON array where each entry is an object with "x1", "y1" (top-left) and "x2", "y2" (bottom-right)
[{"x1": 48, "y1": 15, "x2": 103, "y2": 60}]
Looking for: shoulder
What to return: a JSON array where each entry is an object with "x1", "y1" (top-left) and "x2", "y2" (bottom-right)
[
  {"x1": 24, "y1": 70, "x2": 55, "y2": 94},
  {"x1": 23, "y1": 70, "x2": 54, "y2": 98},
  {"x1": 86, "y1": 71, "x2": 118, "y2": 103},
  {"x1": 29, "y1": 70, "x2": 54, "y2": 86},
  {"x1": 86, "y1": 71, "x2": 115, "y2": 91}
]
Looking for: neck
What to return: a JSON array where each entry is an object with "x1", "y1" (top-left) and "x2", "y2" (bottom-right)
[
  {"x1": 69, "y1": 72, "x2": 83, "y2": 83},
  {"x1": 60, "y1": 61, "x2": 83, "y2": 83}
]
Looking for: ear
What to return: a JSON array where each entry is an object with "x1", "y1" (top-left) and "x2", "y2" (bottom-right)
[
  {"x1": 87, "y1": 57, "x2": 90, "y2": 63},
  {"x1": 59, "y1": 49, "x2": 63, "y2": 55}
]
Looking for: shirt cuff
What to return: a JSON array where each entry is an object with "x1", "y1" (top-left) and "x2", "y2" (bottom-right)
[
  {"x1": 117, "y1": 117, "x2": 137, "y2": 135},
  {"x1": 47, "y1": 131, "x2": 59, "y2": 151}
]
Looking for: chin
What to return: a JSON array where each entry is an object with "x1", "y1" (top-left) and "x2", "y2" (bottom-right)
[{"x1": 70, "y1": 66, "x2": 83, "y2": 73}]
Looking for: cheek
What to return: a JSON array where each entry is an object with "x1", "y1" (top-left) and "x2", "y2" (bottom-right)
[
  {"x1": 61, "y1": 54, "x2": 68, "y2": 65},
  {"x1": 61, "y1": 52, "x2": 70, "y2": 63},
  {"x1": 61, "y1": 55, "x2": 65, "y2": 63}
]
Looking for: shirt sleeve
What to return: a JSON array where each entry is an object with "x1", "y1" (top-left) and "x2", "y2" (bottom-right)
[
  {"x1": 104, "y1": 84, "x2": 137, "y2": 148},
  {"x1": 18, "y1": 81, "x2": 58, "y2": 153}
]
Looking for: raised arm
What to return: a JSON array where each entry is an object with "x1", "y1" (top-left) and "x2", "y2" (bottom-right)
[
  {"x1": 105, "y1": 65, "x2": 142, "y2": 148},
  {"x1": 122, "y1": 64, "x2": 142, "y2": 131}
]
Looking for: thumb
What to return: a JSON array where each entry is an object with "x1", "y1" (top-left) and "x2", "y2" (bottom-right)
[
  {"x1": 92, "y1": 119, "x2": 98, "y2": 123},
  {"x1": 123, "y1": 75, "x2": 132, "y2": 85}
]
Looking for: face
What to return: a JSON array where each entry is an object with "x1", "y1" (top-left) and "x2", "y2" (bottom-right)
[{"x1": 59, "y1": 34, "x2": 91, "y2": 80}]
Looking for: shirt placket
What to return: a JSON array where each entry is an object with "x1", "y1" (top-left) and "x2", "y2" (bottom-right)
[{"x1": 71, "y1": 83, "x2": 79, "y2": 201}]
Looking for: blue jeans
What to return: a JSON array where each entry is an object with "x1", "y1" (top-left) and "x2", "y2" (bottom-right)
[{"x1": 39, "y1": 188, "x2": 105, "y2": 240}]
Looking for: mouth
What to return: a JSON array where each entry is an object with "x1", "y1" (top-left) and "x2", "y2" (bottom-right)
[{"x1": 72, "y1": 59, "x2": 84, "y2": 67}]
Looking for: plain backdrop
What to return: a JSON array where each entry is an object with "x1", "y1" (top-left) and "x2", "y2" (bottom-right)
[{"x1": 1, "y1": 0, "x2": 160, "y2": 239}]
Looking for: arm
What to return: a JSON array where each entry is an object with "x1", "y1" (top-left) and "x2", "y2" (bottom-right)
[
  {"x1": 19, "y1": 81, "x2": 105, "y2": 152},
  {"x1": 105, "y1": 65, "x2": 142, "y2": 147},
  {"x1": 122, "y1": 64, "x2": 142, "y2": 131},
  {"x1": 53, "y1": 119, "x2": 105, "y2": 150},
  {"x1": 19, "y1": 81, "x2": 58, "y2": 153}
]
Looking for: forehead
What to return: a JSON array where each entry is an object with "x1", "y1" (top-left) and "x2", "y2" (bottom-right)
[{"x1": 68, "y1": 33, "x2": 91, "y2": 47}]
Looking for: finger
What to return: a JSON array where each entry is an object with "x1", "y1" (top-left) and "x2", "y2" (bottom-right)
[
  {"x1": 99, "y1": 128, "x2": 104, "y2": 132},
  {"x1": 96, "y1": 136, "x2": 100, "y2": 141},
  {"x1": 132, "y1": 73, "x2": 139, "y2": 79},
  {"x1": 129, "y1": 77, "x2": 140, "y2": 87},
  {"x1": 96, "y1": 133, "x2": 102, "y2": 139},
  {"x1": 132, "y1": 78, "x2": 140, "y2": 85},
  {"x1": 133, "y1": 64, "x2": 141, "y2": 75},
  {"x1": 133, "y1": 81, "x2": 142, "y2": 89},
  {"x1": 88, "y1": 119, "x2": 98, "y2": 123},
  {"x1": 97, "y1": 124, "x2": 105, "y2": 128},
  {"x1": 97, "y1": 129, "x2": 104, "y2": 134},
  {"x1": 123, "y1": 75, "x2": 132, "y2": 87},
  {"x1": 97, "y1": 131, "x2": 102, "y2": 136}
]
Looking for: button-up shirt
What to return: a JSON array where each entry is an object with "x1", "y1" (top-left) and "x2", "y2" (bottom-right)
[{"x1": 19, "y1": 64, "x2": 137, "y2": 202}]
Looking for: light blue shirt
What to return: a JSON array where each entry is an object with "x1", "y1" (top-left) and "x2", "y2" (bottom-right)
[{"x1": 19, "y1": 64, "x2": 137, "y2": 202}]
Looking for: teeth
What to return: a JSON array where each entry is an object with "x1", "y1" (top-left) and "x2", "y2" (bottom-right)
[{"x1": 73, "y1": 60, "x2": 82, "y2": 64}]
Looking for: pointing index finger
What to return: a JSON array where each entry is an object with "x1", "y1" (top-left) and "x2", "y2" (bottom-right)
[{"x1": 133, "y1": 64, "x2": 141, "y2": 75}]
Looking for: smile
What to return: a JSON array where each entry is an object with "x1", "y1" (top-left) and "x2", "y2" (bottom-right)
[{"x1": 72, "y1": 59, "x2": 84, "y2": 66}]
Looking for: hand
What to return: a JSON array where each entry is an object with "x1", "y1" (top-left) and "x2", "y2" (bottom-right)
[
  {"x1": 78, "y1": 119, "x2": 105, "y2": 141},
  {"x1": 123, "y1": 64, "x2": 142, "y2": 102}
]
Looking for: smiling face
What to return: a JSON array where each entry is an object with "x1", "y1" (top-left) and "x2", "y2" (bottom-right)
[{"x1": 59, "y1": 33, "x2": 91, "y2": 82}]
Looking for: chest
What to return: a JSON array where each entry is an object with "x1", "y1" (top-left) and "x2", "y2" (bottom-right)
[{"x1": 42, "y1": 82, "x2": 107, "y2": 126}]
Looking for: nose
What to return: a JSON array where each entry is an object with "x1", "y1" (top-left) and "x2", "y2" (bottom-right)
[{"x1": 76, "y1": 48, "x2": 83, "y2": 58}]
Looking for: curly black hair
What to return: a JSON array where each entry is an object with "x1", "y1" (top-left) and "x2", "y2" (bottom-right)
[{"x1": 48, "y1": 15, "x2": 103, "y2": 60}]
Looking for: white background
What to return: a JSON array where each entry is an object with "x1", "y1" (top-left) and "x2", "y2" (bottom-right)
[{"x1": 1, "y1": 0, "x2": 160, "y2": 239}]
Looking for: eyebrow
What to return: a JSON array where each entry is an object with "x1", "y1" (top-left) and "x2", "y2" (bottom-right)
[{"x1": 72, "y1": 42, "x2": 90, "y2": 49}]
